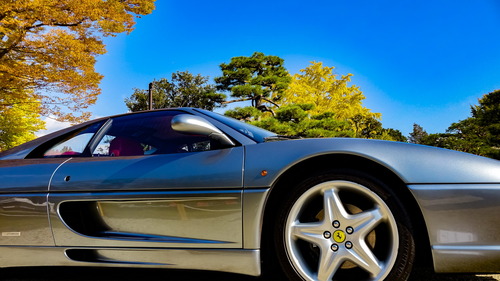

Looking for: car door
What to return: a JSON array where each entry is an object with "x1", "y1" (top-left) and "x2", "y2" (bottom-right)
[
  {"x1": 0, "y1": 158, "x2": 63, "y2": 246},
  {"x1": 0, "y1": 120, "x2": 107, "y2": 247},
  {"x1": 48, "y1": 110, "x2": 244, "y2": 249}
]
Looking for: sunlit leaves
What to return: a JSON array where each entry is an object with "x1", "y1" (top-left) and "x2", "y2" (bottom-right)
[
  {"x1": 222, "y1": 60, "x2": 403, "y2": 141},
  {"x1": 250, "y1": 104, "x2": 355, "y2": 138},
  {"x1": 0, "y1": 91, "x2": 45, "y2": 151},
  {"x1": 0, "y1": 0, "x2": 156, "y2": 123},
  {"x1": 281, "y1": 61, "x2": 381, "y2": 124}
]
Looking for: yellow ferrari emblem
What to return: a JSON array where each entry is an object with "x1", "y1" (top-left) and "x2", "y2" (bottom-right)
[{"x1": 333, "y1": 230, "x2": 346, "y2": 243}]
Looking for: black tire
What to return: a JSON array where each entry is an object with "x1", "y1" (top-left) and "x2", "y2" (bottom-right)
[{"x1": 273, "y1": 169, "x2": 415, "y2": 281}]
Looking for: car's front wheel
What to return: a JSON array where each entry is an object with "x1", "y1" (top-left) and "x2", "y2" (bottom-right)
[{"x1": 274, "y1": 170, "x2": 415, "y2": 281}]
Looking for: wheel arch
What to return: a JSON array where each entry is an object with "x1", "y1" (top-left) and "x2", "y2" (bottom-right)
[{"x1": 260, "y1": 153, "x2": 433, "y2": 271}]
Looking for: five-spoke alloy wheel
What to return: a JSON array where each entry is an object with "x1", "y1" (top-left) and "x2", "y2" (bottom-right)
[{"x1": 275, "y1": 171, "x2": 415, "y2": 281}]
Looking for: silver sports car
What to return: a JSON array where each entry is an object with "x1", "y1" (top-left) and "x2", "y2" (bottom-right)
[{"x1": 1, "y1": 108, "x2": 500, "y2": 281}]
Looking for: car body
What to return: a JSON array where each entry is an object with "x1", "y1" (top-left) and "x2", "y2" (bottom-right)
[{"x1": 1, "y1": 108, "x2": 500, "y2": 280}]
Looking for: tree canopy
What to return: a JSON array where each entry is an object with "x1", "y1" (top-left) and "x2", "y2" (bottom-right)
[
  {"x1": 224, "y1": 61, "x2": 402, "y2": 141},
  {"x1": 215, "y1": 52, "x2": 291, "y2": 114},
  {"x1": 0, "y1": 0, "x2": 156, "y2": 122},
  {"x1": 124, "y1": 55, "x2": 407, "y2": 144},
  {"x1": 281, "y1": 62, "x2": 381, "y2": 121},
  {"x1": 0, "y1": 90, "x2": 45, "y2": 151},
  {"x1": 408, "y1": 123, "x2": 428, "y2": 144},
  {"x1": 421, "y1": 89, "x2": 500, "y2": 159},
  {"x1": 249, "y1": 104, "x2": 355, "y2": 138},
  {"x1": 280, "y1": 62, "x2": 382, "y2": 135},
  {"x1": 125, "y1": 71, "x2": 226, "y2": 112}
]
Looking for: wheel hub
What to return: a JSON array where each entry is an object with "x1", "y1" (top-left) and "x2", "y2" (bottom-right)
[{"x1": 333, "y1": 230, "x2": 346, "y2": 243}]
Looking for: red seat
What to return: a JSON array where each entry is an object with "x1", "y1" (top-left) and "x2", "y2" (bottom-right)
[{"x1": 109, "y1": 137, "x2": 143, "y2": 156}]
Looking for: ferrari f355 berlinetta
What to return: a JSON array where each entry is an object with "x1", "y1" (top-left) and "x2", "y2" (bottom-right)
[{"x1": 1, "y1": 108, "x2": 500, "y2": 281}]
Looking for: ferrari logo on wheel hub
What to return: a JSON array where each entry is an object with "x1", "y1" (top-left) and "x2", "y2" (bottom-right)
[{"x1": 333, "y1": 230, "x2": 346, "y2": 243}]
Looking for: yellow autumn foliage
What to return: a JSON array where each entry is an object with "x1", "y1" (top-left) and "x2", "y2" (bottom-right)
[
  {"x1": 0, "y1": 91, "x2": 45, "y2": 151},
  {"x1": 0, "y1": 0, "x2": 156, "y2": 123},
  {"x1": 281, "y1": 62, "x2": 381, "y2": 122}
]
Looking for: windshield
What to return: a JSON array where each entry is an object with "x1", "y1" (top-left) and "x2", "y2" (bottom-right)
[{"x1": 195, "y1": 109, "x2": 276, "y2": 143}]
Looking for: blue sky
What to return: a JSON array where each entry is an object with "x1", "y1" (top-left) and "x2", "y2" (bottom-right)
[{"x1": 86, "y1": 0, "x2": 500, "y2": 137}]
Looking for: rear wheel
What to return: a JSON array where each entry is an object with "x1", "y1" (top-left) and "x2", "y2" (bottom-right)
[{"x1": 274, "y1": 170, "x2": 415, "y2": 281}]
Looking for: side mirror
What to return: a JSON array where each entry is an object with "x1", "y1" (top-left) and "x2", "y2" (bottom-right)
[{"x1": 171, "y1": 114, "x2": 235, "y2": 147}]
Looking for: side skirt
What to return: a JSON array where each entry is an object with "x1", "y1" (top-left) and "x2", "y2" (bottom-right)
[{"x1": 0, "y1": 247, "x2": 261, "y2": 276}]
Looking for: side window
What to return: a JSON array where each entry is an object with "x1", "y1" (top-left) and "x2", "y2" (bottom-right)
[
  {"x1": 92, "y1": 111, "x2": 213, "y2": 157},
  {"x1": 44, "y1": 133, "x2": 93, "y2": 157},
  {"x1": 43, "y1": 122, "x2": 104, "y2": 158},
  {"x1": 93, "y1": 135, "x2": 149, "y2": 157}
]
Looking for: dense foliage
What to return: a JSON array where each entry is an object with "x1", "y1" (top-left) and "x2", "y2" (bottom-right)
[
  {"x1": 421, "y1": 89, "x2": 500, "y2": 159},
  {"x1": 125, "y1": 71, "x2": 226, "y2": 112},
  {"x1": 215, "y1": 52, "x2": 291, "y2": 115},
  {"x1": 249, "y1": 104, "x2": 355, "y2": 138},
  {"x1": 408, "y1": 124, "x2": 428, "y2": 144},
  {"x1": 0, "y1": 0, "x2": 156, "y2": 150},
  {"x1": 0, "y1": 91, "x2": 44, "y2": 151},
  {"x1": 282, "y1": 62, "x2": 380, "y2": 120},
  {"x1": 225, "y1": 60, "x2": 403, "y2": 141}
]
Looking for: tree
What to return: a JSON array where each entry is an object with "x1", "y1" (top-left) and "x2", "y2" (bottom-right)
[
  {"x1": 250, "y1": 104, "x2": 355, "y2": 138},
  {"x1": 224, "y1": 106, "x2": 262, "y2": 122},
  {"x1": 223, "y1": 61, "x2": 402, "y2": 142},
  {"x1": 471, "y1": 89, "x2": 500, "y2": 152},
  {"x1": 421, "y1": 119, "x2": 491, "y2": 156},
  {"x1": 0, "y1": 0, "x2": 156, "y2": 122},
  {"x1": 281, "y1": 62, "x2": 381, "y2": 122},
  {"x1": 350, "y1": 115, "x2": 399, "y2": 140},
  {"x1": 421, "y1": 90, "x2": 500, "y2": 159},
  {"x1": 408, "y1": 123, "x2": 428, "y2": 144},
  {"x1": 0, "y1": 90, "x2": 45, "y2": 151},
  {"x1": 231, "y1": 104, "x2": 402, "y2": 141},
  {"x1": 215, "y1": 52, "x2": 291, "y2": 114},
  {"x1": 125, "y1": 71, "x2": 226, "y2": 112},
  {"x1": 385, "y1": 128, "x2": 407, "y2": 142}
]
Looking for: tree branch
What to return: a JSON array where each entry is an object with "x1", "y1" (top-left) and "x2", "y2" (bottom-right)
[
  {"x1": 262, "y1": 97, "x2": 280, "y2": 108},
  {"x1": 29, "y1": 19, "x2": 85, "y2": 30},
  {"x1": 222, "y1": 98, "x2": 251, "y2": 104}
]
